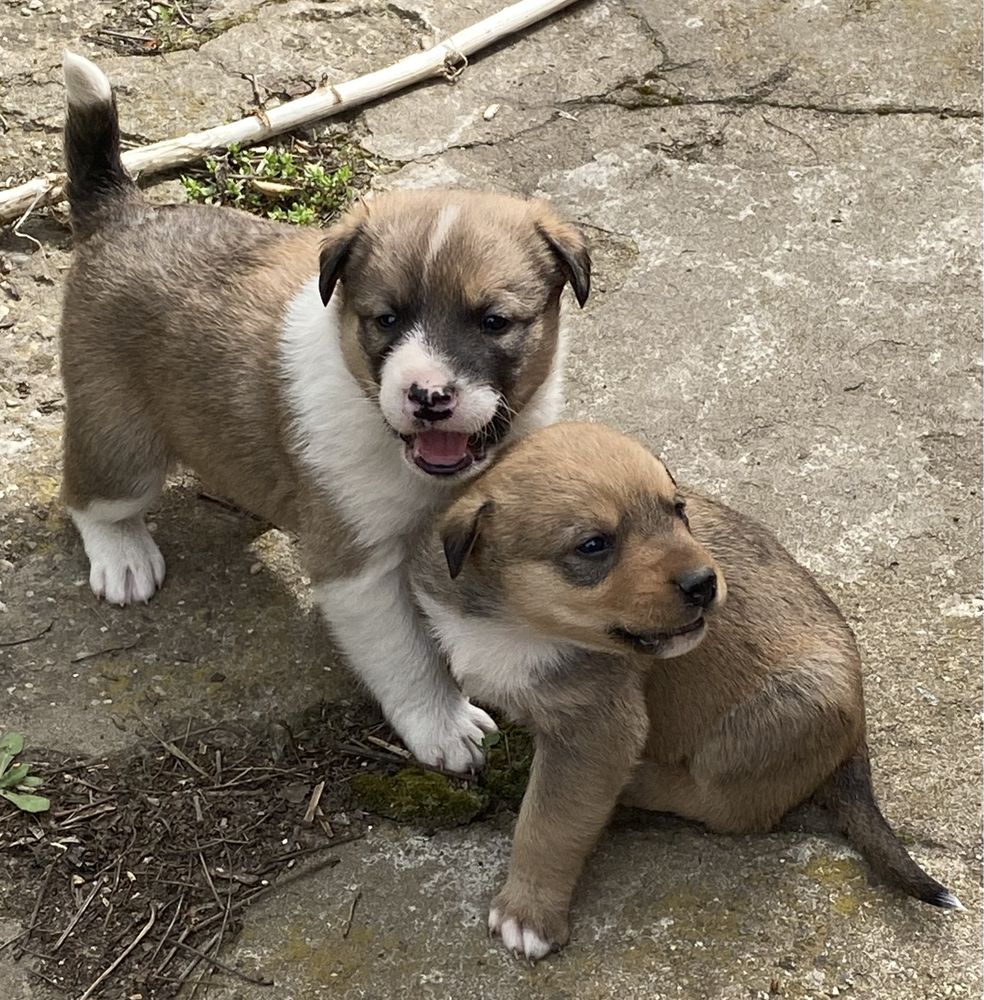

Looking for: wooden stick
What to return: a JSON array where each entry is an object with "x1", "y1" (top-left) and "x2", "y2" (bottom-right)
[{"x1": 0, "y1": 0, "x2": 578, "y2": 224}]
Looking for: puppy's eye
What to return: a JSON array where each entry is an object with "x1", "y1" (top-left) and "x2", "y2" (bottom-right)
[
  {"x1": 481, "y1": 314, "x2": 511, "y2": 334},
  {"x1": 376, "y1": 313, "x2": 398, "y2": 330},
  {"x1": 575, "y1": 535, "x2": 613, "y2": 557},
  {"x1": 675, "y1": 501, "x2": 689, "y2": 527}
]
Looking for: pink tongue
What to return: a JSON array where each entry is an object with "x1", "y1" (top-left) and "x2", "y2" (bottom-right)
[{"x1": 413, "y1": 431, "x2": 470, "y2": 466}]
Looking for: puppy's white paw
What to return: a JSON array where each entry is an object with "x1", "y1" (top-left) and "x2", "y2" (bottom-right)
[
  {"x1": 489, "y1": 908, "x2": 553, "y2": 963},
  {"x1": 399, "y1": 697, "x2": 497, "y2": 773},
  {"x1": 82, "y1": 518, "x2": 166, "y2": 606}
]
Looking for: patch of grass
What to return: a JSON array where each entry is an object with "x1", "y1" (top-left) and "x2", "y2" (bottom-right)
[{"x1": 180, "y1": 139, "x2": 368, "y2": 226}]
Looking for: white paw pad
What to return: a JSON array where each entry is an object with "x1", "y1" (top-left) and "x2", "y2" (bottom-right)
[
  {"x1": 401, "y1": 698, "x2": 497, "y2": 773},
  {"x1": 78, "y1": 516, "x2": 166, "y2": 606},
  {"x1": 489, "y1": 908, "x2": 552, "y2": 962}
]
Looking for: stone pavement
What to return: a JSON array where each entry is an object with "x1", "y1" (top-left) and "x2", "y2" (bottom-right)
[{"x1": 0, "y1": 0, "x2": 981, "y2": 997}]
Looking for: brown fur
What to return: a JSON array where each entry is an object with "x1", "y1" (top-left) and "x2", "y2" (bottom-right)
[{"x1": 412, "y1": 422, "x2": 957, "y2": 958}]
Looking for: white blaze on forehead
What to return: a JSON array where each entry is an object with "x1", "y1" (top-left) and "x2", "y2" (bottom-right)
[
  {"x1": 378, "y1": 327, "x2": 499, "y2": 436},
  {"x1": 426, "y1": 204, "x2": 462, "y2": 264}
]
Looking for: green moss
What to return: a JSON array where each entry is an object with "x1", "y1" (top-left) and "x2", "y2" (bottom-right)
[
  {"x1": 803, "y1": 854, "x2": 866, "y2": 915},
  {"x1": 348, "y1": 724, "x2": 534, "y2": 830},
  {"x1": 351, "y1": 769, "x2": 486, "y2": 828},
  {"x1": 348, "y1": 725, "x2": 535, "y2": 829},
  {"x1": 477, "y1": 724, "x2": 534, "y2": 812},
  {"x1": 98, "y1": 2, "x2": 254, "y2": 56},
  {"x1": 803, "y1": 855, "x2": 865, "y2": 888},
  {"x1": 155, "y1": 14, "x2": 254, "y2": 53}
]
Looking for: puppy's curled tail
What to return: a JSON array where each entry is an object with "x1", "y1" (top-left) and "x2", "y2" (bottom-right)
[
  {"x1": 62, "y1": 51, "x2": 137, "y2": 237},
  {"x1": 817, "y1": 748, "x2": 962, "y2": 910}
]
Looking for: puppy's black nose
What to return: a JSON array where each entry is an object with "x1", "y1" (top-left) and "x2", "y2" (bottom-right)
[
  {"x1": 408, "y1": 383, "x2": 455, "y2": 410},
  {"x1": 675, "y1": 566, "x2": 717, "y2": 609}
]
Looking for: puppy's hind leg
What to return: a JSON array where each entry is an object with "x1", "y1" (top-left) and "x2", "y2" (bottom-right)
[{"x1": 63, "y1": 402, "x2": 168, "y2": 606}]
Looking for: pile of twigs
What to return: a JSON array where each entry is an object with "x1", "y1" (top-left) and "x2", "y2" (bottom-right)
[{"x1": 0, "y1": 706, "x2": 428, "y2": 997}]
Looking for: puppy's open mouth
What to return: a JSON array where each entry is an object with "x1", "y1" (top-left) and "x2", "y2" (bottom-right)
[
  {"x1": 402, "y1": 430, "x2": 489, "y2": 477},
  {"x1": 612, "y1": 617, "x2": 706, "y2": 653}
]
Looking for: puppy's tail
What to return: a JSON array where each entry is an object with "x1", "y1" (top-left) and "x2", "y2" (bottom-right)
[
  {"x1": 62, "y1": 51, "x2": 137, "y2": 237},
  {"x1": 816, "y1": 747, "x2": 962, "y2": 910}
]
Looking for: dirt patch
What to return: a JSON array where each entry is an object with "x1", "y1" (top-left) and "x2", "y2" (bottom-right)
[{"x1": 0, "y1": 710, "x2": 531, "y2": 997}]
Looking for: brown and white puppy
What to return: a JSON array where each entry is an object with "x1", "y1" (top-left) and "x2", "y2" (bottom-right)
[
  {"x1": 411, "y1": 422, "x2": 961, "y2": 960},
  {"x1": 57, "y1": 53, "x2": 590, "y2": 773}
]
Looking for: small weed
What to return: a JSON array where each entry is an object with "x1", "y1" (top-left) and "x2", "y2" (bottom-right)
[
  {"x1": 179, "y1": 140, "x2": 367, "y2": 226},
  {"x1": 0, "y1": 732, "x2": 49, "y2": 813}
]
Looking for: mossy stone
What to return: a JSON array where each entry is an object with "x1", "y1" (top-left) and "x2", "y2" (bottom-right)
[{"x1": 351, "y1": 769, "x2": 487, "y2": 828}]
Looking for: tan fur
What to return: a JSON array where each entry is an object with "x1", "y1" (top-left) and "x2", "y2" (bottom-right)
[
  {"x1": 412, "y1": 422, "x2": 952, "y2": 958},
  {"x1": 491, "y1": 664, "x2": 649, "y2": 952}
]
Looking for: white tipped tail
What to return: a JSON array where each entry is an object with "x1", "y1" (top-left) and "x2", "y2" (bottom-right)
[
  {"x1": 62, "y1": 51, "x2": 133, "y2": 234},
  {"x1": 63, "y1": 51, "x2": 113, "y2": 107},
  {"x1": 934, "y1": 889, "x2": 965, "y2": 911}
]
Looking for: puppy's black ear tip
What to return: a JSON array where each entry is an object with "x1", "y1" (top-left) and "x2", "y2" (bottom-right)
[
  {"x1": 442, "y1": 534, "x2": 468, "y2": 580},
  {"x1": 442, "y1": 499, "x2": 494, "y2": 580},
  {"x1": 537, "y1": 220, "x2": 591, "y2": 309},
  {"x1": 318, "y1": 216, "x2": 363, "y2": 307}
]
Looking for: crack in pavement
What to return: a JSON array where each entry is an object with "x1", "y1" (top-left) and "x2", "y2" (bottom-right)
[
  {"x1": 605, "y1": 3, "x2": 982, "y2": 121},
  {"x1": 603, "y1": 93, "x2": 982, "y2": 120},
  {"x1": 561, "y1": 70, "x2": 982, "y2": 121}
]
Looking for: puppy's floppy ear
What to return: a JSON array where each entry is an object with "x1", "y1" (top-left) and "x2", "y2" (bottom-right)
[
  {"x1": 318, "y1": 208, "x2": 366, "y2": 306},
  {"x1": 537, "y1": 217, "x2": 591, "y2": 308},
  {"x1": 441, "y1": 499, "x2": 495, "y2": 580}
]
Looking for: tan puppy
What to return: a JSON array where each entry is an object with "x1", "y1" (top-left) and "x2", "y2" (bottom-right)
[
  {"x1": 57, "y1": 53, "x2": 589, "y2": 773},
  {"x1": 411, "y1": 422, "x2": 961, "y2": 960}
]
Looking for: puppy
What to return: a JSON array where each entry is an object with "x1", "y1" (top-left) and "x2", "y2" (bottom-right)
[
  {"x1": 410, "y1": 422, "x2": 961, "y2": 960},
  {"x1": 57, "y1": 53, "x2": 590, "y2": 773}
]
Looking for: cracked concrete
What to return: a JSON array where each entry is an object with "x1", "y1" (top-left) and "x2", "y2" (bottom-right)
[{"x1": 0, "y1": 0, "x2": 981, "y2": 998}]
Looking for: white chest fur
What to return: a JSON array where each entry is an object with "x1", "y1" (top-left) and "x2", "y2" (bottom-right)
[
  {"x1": 279, "y1": 278, "x2": 441, "y2": 547},
  {"x1": 415, "y1": 592, "x2": 567, "y2": 709}
]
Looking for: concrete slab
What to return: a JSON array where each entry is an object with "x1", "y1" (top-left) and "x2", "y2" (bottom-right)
[{"x1": 0, "y1": 0, "x2": 980, "y2": 998}]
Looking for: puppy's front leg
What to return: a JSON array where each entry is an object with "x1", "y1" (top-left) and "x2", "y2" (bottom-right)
[
  {"x1": 490, "y1": 683, "x2": 647, "y2": 962},
  {"x1": 314, "y1": 555, "x2": 496, "y2": 773}
]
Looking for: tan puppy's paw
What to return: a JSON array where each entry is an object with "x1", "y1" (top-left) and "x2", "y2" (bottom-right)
[{"x1": 488, "y1": 891, "x2": 569, "y2": 963}]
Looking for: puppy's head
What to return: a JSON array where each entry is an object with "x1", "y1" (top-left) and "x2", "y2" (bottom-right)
[
  {"x1": 438, "y1": 423, "x2": 726, "y2": 659},
  {"x1": 319, "y1": 190, "x2": 590, "y2": 481}
]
